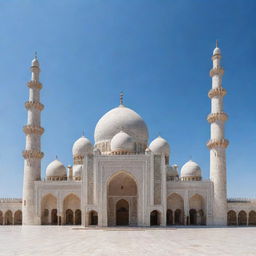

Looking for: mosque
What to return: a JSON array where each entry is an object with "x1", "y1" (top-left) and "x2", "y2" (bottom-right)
[{"x1": 0, "y1": 44, "x2": 256, "y2": 227}]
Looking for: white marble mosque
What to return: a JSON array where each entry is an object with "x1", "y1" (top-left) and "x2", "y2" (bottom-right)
[{"x1": 0, "y1": 43, "x2": 256, "y2": 227}]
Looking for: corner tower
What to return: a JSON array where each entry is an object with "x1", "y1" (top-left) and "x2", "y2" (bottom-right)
[
  {"x1": 22, "y1": 54, "x2": 44, "y2": 225},
  {"x1": 207, "y1": 42, "x2": 229, "y2": 225}
]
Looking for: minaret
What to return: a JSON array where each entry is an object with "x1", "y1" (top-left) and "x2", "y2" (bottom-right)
[
  {"x1": 207, "y1": 41, "x2": 229, "y2": 225},
  {"x1": 22, "y1": 54, "x2": 44, "y2": 225}
]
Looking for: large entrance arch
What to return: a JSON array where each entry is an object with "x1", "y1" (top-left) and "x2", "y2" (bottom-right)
[{"x1": 107, "y1": 172, "x2": 137, "y2": 226}]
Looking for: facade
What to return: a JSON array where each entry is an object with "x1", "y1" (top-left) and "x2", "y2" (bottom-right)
[{"x1": 0, "y1": 44, "x2": 256, "y2": 227}]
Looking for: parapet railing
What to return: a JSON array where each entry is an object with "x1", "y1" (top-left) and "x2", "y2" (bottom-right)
[
  {"x1": 227, "y1": 198, "x2": 256, "y2": 203},
  {"x1": 0, "y1": 198, "x2": 22, "y2": 203}
]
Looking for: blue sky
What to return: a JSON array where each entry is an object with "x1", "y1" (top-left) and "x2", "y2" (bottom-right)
[{"x1": 0, "y1": 0, "x2": 255, "y2": 198}]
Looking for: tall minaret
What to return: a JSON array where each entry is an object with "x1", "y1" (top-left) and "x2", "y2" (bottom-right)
[
  {"x1": 207, "y1": 41, "x2": 229, "y2": 225},
  {"x1": 22, "y1": 54, "x2": 44, "y2": 225}
]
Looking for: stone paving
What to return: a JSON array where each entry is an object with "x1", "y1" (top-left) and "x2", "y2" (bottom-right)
[{"x1": 0, "y1": 226, "x2": 256, "y2": 256}]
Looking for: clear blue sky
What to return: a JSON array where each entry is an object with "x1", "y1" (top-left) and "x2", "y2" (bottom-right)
[{"x1": 0, "y1": 0, "x2": 255, "y2": 198}]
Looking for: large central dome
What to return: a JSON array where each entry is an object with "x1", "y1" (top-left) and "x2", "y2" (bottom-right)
[{"x1": 94, "y1": 104, "x2": 148, "y2": 153}]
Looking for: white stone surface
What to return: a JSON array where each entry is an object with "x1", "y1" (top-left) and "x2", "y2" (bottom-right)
[{"x1": 0, "y1": 226, "x2": 256, "y2": 256}]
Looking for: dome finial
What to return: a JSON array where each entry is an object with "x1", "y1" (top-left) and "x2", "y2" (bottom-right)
[
  {"x1": 35, "y1": 51, "x2": 38, "y2": 60},
  {"x1": 120, "y1": 91, "x2": 124, "y2": 105},
  {"x1": 82, "y1": 129, "x2": 85, "y2": 137},
  {"x1": 216, "y1": 40, "x2": 218, "y2": 48},
  {"x1": 56, "y1": 155, "x2": 58, "y2": 159}
]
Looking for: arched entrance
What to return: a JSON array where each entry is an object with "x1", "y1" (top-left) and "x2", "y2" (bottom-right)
[
  {"x1": 166, "y1": 209, "x2": 173, "y2": 225},
  {"x1": 150, "y1": 210, "x2": 161, "y2": 226},
  {"x1": 238, "y1": 211, "x2": 247, "y2": 226},
  {"x1": 51, "y1": 209, "x2": 57, "y2": 225},
  {"x1": 66, "y1": 209, "x2": 73, "y2": 225},
  {"x1": 116, "y1": 199, "x2": 129, "y2": 226},
  {"x1": 167, "y1": 193, "x2": 184, "y2": 225},
  {"x1": 14, "y1": 210, "x2": 22, "y2": 225},
  {"x1": 41, "y1": 194, "x2": 57, "y2": 225},
  {"x1": 249, "y1": 211, "x2": 256, "y2": 225},
  {"x1": 189, "y1": 209, "x2": 197, "y2": 225},
  {"x1": 89, "y1": 211, "x2": 98, "y2": 225},
  {"x1": 0, "y1": 211, "x2": 3, "y2": 225},
  {"x1": 75, "y1": 209, "x2": 81, "y2": 225},
  {"x1": 107, "y1": 172, "x2": 137, "y2": 226},
  {"x1": 227, "y1": 210, "x2": 237, "y2": 225}
]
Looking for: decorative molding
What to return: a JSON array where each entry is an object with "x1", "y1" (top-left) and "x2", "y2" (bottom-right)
[
  {"x1": 22, "y1": 150, "x2": 44, "y2": 159},
  {"x1": 208, "y1": 87, "x2": 226, "y2": 98},
  {"x1": 207, "y1": 112, "x2": 228, "y2": 123},
  {"x1": 209, "y1": 67, "x2": 224, "y2": 77},
  {"x1": 211, "y1": 54, "x2": 221, "y2": 61},
  {"x1": 207, "y1": 139, "x2": 229, "y2": 149},
  {"x1": 23, "y1": 125, "x2": 44, "y2": 135},
  {"x1": 73, "y1": 155, "x2": 84, "y2": 165},
  {"x1": 27, "y1": 80, "x2": 42, "y2": 90},
  {"x1": 25, "y1": 101, "x2": 44, "y2": 111}
]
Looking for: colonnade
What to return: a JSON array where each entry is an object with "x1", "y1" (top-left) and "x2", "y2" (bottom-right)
[
  {"x1": 227, "y1": 210, "x2": 256, "y2": 226},
  {"x1": 0, "y1": 210, "x2": 22, "y2": 225}
]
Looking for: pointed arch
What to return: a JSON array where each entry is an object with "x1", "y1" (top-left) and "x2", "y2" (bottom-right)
[
  {"x1": 150, "y1": 210, "x2": 161, "y2": 226},
  {"x1": 227, "y1": 210, "x2": 237, "y2": 225},
  {"x1": 167, "y1": 193, "x2": 184, "y2": 225},
  {"x1": 189, "y1": 194, "x2": 205, "y2": 225},
  {"x1": 88, "y1": 210, "x2": 98, "y2": 225},
  {"x1": 238, "y1": 210, "x2": 247, "y2": 225},
  {"x1": 4, "y1": 210, "x2": 12, "y2": 225},
  {"x1": 249, "y1": 211, "x2": 256, "y2": 225},
  {"x1": 14, "y1": 210, "x2": 22, "y2": 225},
  {"x1": 41, "y1": 194, "x2": 57, "y2": 225},
  {"x1": 63, "y1": 193, "x2": 81, "y2": 225}
]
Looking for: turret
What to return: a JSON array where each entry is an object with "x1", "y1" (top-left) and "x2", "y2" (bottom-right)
[
  {"x1": 22, "y1": 54, "x2": 44, "y2": 225},
  {"x1": 207, "y1": 41, "x2": 228, "y2": 225}
]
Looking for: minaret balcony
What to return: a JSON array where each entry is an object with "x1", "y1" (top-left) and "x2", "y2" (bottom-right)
[
  {"x1": 25, "y1": 101, "x2": 44, "y2": 111},
  {"x1": 23, "y1": 125, "x2": 44, "y2": 135},
  {"x1": 207, "y1": 112, "x2": 228, "y2": 123},
  {"x1": 208, "y1": 87, "x2": 226, "y2": 98},
  {"x1": 209, "y1": 67, "x2": 224, "y2": 77},
  {"x1": 22, "y1": 150, "x2": 44, "y2": 159},
  {"x1": 207, "y1": 139, "x2": 229, "y2": 149},
  {"x1": 27, "y1": 80, "x2": 42, "y2": 90}
]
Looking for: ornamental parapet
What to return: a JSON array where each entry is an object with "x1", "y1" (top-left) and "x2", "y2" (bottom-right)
[
  {"x1": 25, "y1": 101, "x2": 44, "y2": 111},
  {"x1": 23, "y1": 125, "x2": 44, "y2": 135},
  {"x1": 208, "y1": 87, "x2": 226, "y2": 98},
  {"x1": 22, "y1": 150, "x2": 44, "y2": 159},
  {"x1": 27, "y1": 80, "x2": 42, "y2": 90},
  {"x1": 73, "y1": 155, "x2": 84, "y2": 165},
  {"x1": 207, "y1": 112, "x2": 228, "y2": 123},
  {"x1": 207, "y1": 139, "x2": 229, "y2": 149},
  {"x1": 209, "y1": 67, "x2": 224, "y2": 77}
]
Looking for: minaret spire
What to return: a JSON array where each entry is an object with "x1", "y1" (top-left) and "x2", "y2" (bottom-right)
[
  {"x1": 22, "y1": 55, "x2": 44, "y2": 225},
  {"x1": 207, "y1": 42, "x2": 228, "y2": 225}
]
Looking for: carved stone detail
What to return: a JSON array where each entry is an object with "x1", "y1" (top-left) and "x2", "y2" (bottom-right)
[
  {"x1": 25, "y1": 101, "x2": 44, "y2": 111},
  {"x1": 208, "y1": 87, "x2": 227, "y2": 98},
  {"x1": 27, "y1": 80, "x2": 42, "y2": 90},
  {"x1": 207, "y1": 112, "x2": 228, "y2": 123},
  {"x1": 209, "y1": 67, "x2": 224, "y2": 77},
  {"x1": 73, "y1": 155, "x2": 84, "y2": 165},
  {"x1": 22, "y1": 150, "x2": 44, "y2": 159},
  {"x1": 207, "y1": 139, "x2": 229, "y2": 149},
  {"x1": 23, "y1": 125, "x2": 44, "y2": 135}
]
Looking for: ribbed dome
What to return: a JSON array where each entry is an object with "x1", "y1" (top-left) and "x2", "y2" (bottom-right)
[
  {"x1": 181, "y1": 160, "x2": 201, "y2": 178},
  {"x1": 213, "y1": 47, "x2": 221, "y2": 55},
  {"x1": 149, "y1": 136, "x2": 170, "y2": 156},
  {"x1": 94, "y1": 105, "x2": 148, "y2": 146},
  {"x1": 73, "y1": 165, "x2": 82, "y2": 177},
  {"x1": 46, "y1": 159, "x2": 66, "y2": 178},
  {"x1": 72, "y1": 136, "x2": 93, "y2": 157},
  {"x1": 111, "y1": 131, "x2": 134, "y2": 153}
]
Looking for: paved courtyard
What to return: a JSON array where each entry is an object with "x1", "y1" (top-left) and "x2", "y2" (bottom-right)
[{"x1": 0, "y1": 226, "x2": 256, "y2": 256}]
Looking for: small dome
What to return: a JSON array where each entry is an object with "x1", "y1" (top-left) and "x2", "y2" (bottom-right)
[
  {"x1": 46, "y1": 159, "x2": 66, "y2": 178},
  {"x1": 72, "y1": 136, "x2": 93, "y2": 157},
  {"x1": 166, "y1": 165, "x2": 178, "y2": 177},
  {"x1": 149, "y1": 136, "x2": 170, "y2": 156},
  {"x1": 111, "y1": 131, "x2": 134, "y2": 153},
  {"x1": 181, "y1": 160, "x2": 201, "y2": 178},
  {"x1": 213, "y1": 47, "x2": 221, "y2": 55},
  {"x1": 73, "y1": 165, "x2": 82, "y2": 177}
]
